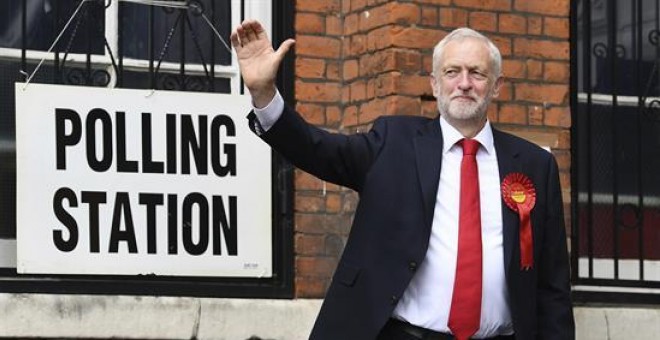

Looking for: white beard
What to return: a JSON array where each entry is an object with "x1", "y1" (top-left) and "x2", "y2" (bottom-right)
[{"x1": 437, "y1": 92, "x2": 491, "y2": 121}]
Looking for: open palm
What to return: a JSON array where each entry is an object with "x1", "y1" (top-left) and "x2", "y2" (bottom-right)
[{"x1": 230, "y1": 20, "x2": 294, "y2": 106}]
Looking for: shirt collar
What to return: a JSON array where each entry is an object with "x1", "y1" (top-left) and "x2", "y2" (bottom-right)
[{"x1": 439, "y1": 115, "x2": 495, "y2": 155}]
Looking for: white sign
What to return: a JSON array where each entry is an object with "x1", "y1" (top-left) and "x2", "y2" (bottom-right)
[{"x1": 15, "y1": 83, "x2": 272, "y2": 277}]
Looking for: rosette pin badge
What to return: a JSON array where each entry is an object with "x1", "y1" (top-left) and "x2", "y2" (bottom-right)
[{"x1": 501, "y1": 172, "x2": 536, "y2": 270}]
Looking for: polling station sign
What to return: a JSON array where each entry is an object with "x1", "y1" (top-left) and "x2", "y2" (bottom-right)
[{"x1": 15, "y1": 83, "x2": 272, "y2": 277}]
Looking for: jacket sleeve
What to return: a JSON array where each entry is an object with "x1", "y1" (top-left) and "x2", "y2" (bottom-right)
[
  {"x1": 537, "y1": 155, "x2": 575, "y2": 339},
  {"x1": 247, "y1": 104, "x2": 387, "y2": 192}
]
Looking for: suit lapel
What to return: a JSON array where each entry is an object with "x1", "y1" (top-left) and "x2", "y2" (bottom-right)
[
  {"x1": 413, "y1": 118, "x2": 443, "y2": 231},
  {"x1": 493, "y1": 129, "x2": 521, "y2": 275}
]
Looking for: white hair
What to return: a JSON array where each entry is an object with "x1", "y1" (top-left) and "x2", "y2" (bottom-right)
[{"x1": 432, "y1": 27, "x2": 502, "y2": 79}]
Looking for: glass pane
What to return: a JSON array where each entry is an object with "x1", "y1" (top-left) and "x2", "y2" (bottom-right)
[
  {"x1": 0, "y1": 0, "x2": 105, "y2": 54},
  {"x1": 121, "y1": 0, "x2": 232, "y2": 65}
]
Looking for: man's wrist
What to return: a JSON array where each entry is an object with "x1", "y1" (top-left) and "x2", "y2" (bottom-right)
[{"x1": 250, "y1": 86, "x2": 277, "y2": 109}]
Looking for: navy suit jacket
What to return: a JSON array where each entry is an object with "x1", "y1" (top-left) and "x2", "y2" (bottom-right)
[{"x1": 249, "y1": 105, "x2": 575, "y2": 340}]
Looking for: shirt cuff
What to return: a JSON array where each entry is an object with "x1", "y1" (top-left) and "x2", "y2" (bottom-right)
[{"x1": 253, "y1": 90, "x2": 284, "y2": 132}]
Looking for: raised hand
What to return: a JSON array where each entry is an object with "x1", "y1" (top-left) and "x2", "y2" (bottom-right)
[{"x1": 230, "y1": 20, "x2": 295, "y2": 108}]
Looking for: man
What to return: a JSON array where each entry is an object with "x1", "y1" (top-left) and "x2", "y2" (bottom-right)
[{"x1": 231, "y1": 20, "x2": 574, "y2": 340}]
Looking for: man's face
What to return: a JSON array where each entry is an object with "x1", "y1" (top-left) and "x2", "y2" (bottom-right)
[{"x1": 431, "y1": 38, "x2": 502, "y2": 123}]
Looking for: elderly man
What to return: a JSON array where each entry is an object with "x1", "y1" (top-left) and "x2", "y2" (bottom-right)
[{"x1": 231, "y1": 20, "x2": 574, "y2": 340}]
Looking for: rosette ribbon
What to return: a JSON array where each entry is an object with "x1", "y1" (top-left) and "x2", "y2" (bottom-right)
[{"x1": 501, "y1": 172, "x2": 536, "y2": 270}]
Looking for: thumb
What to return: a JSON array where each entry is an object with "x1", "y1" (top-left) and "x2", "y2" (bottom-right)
[{"x1": 275, "y1": 39, "x2": 295, "y2": 61}]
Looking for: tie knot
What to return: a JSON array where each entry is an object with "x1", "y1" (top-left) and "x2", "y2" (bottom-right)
[{"x1": 461, "y1": 138, "x2": 480, "y2": 156}]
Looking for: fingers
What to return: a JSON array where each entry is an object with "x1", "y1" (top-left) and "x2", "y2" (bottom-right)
[
  {"x1": 231, "y1": 20, "x2": 265, "y2": 49},
  {"x1": 275, "y1": 39, "x2": 296, "y2": 59},
  {"x1": 230, "y1": 30, "x2": 241, "y2": 50}
]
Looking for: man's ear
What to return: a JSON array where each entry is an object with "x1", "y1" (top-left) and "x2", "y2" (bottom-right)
[{"x1": 491, "y1": 76, "x2": 504, "y2": 98}]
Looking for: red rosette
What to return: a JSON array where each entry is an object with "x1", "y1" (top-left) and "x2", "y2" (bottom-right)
[{"x1": 501, "y1": 172, "x2": 536, "y2": 270}]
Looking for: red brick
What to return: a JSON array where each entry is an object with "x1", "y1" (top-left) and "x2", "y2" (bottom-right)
[
  {"x1": 367, "y1": 78, "x2": 376, "y2": 99},
  {"x1": 528, "y1": 105, "x2": 544, "y2": 125},
  {"x1": 346, "y1": 34, "x2": 368, "y2": 57},
  {"x1": 514, "y1": 37, "x2": 569, "y2": 60},
  {"x1": 296, "y1": 0, "x2": 341, "y2": 14},
  {"x1": 343, "y1": 59, "x2": 359, "y2": 81},
  {"x1": 559, "y1": 171, "x2": 570, "y2": 193},
  {"x1": 295, "y1": 13, "x2": 325, "y2": 34},
  {"x1": 295, "y1": 276, "x2": 328, "y2": 298},
  {"x1": 514, "y1": 0, "x2": 569, "y2": 16},
  {"x1": 558, "y1": 130, "x2": 570, "y2": 149},
  {"x1": 296, "y1": 103, "x2": 325, "y2": 125},
  {"x1": 351, "y1": 0, "x2": 368, "y2": 12},
  {"x1": 296, "y1": 80, "x2": 341, "y2": 102},
  {"x1": 295, "y1": 234, "x2": 326, "y2": 255},
  {"x1": 342, "y1": 0, "x2": 351, "y2": 13},
  {"x1": 294, "y1": 193, "x2": 325, "y2": 213},
  {"x1": 391, "y1": 26, "x2": 446, "y2": 49},
  {"x1": 360, "y1": 95, "x2": 421, "y2": 123},
  {"x1": 342, "y1": 105, "x2": 359, "y2": 127},
  {"x1": 360, "y1": 3, "x2": 420, "y2": 32},
  {"x1": 296, "y1": 58, "x2": 325, "y2": 79},
  {"x1": 395, "y1": 50, "x2": 424, "y2": 73},
  {"x1": 326, "y1": 61, "x2": 341, "y2": 81},
  {"x1": 422, "y1": 99, "x2": 438, "y2": 117},
  {"x1": 487, "y1": 103, "x2": 498, "y2": 122},
  {"x1": 502, "y1": 59, "x2": 525, "y2": 79},
  {"x1": 469, "y1": 11, "x2": 498, "y2": 32},
  {"x1": 499, "y1": 103, "x2": 527, "y2": 124},
  {"x1": 499, "y1": 13, "x2": 526, "y2": 35},
  {"x1": 544, "y1": 106, "x2": 571, "y2": 127},
  {"x1": 491, "y1": 35, "x2": 512, "y2": 57},
  {"x1": 423, "y1": 54, "x2": 434, "y2": 74},
  {"x1": 544, "y1": 61, "x2": 569, "y2": 82},
  {"x1": 343, "y1": 191, "x2": 359, "y2": 212},
  {"x1": 417, "y1": 0, "x2": 451, "y2": 4},
  {"x1": 496, "y1": 82, "x2": 512, "y2": 101},
  {"x1": 367, "y1": 25, "x2": 395, "y2": 51},
  {"x1": 350, "y1": 80, "x2": 368, "y2": 102},
  {"x1": 515, "y1": 83, "x2": 568, "y2": 104},
  {"x1": 359, "y1": 50, "x2": 396, "y2": 76},
  {"x1": 486, "y1": 103, "x2": 499, "y2": 123},
  {"x1": 296, "y1": 35, "x2": 341, "y2": 58},
  {"x1": 295, "y1": 170, "x2": 323, "y2": 190},
  {"x1": 296, "y1": 256, "x2": 337, "y2": 277},
  {"x1": 440, "y1": 8, "x2": 468, "y2": 28},
  {"x1": 553, "y1": 149, "x2": 571, "y2": 172},
  {"x1": 526, "y1": 59, "x2": 543, "y2": 79},
  {"x1": 326, "y1": 106, "x2": 341, "y2": 127},
  {"x1": 422, "y1": 6, "x2": 439, "y2": 26},
  {"x1": 326, "y1": 14, "x2": 343, "y2": 36},
  {"x1": 453, "y1": 0, "x2": 512, "y2": 11},
  {"x1": 399, "y1": 74, "x2": 433, "y2": 96},
  {"x1": 295, "y1": 213, "x2": 352, "y2": 234},
  {"x1": 326, "y1": 193, "x2": 342, "y2": 213},
  {"x1": 527, "y1": 16, "x2": 543, "y2": 35},
  {"x1": 375, "y1": 73, "x2": 432, "y2": 97},
  {"x1": 544, "y1": 17, "x2": 569, "y2": 38},
  {"x1": 345, "y1": 13, "x2": 359, "y2": 35}
]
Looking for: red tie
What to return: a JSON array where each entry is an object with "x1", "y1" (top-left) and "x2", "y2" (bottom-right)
[{"x1": 448, "y1": 138, "x2": 483, "y2": 340}]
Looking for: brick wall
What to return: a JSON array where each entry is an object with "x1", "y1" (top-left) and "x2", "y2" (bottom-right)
[{"x1": 292, "y1": 0, "x2": 571, "y2": 298}]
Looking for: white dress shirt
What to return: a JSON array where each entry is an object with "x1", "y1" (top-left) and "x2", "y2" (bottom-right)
[
  {"x1": 254, "y1": 92, "x2": 513, "y2": 337},
  {"x1": 392, "y1": 115, "x2": 513, "y2": 337}
]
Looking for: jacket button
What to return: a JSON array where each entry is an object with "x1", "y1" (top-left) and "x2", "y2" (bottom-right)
[
  {"x1": 390, "y1": 295, "x2": 398, "y2": 305},
  {"x1": 409, "y1": 261, "x2": 418, "y2": 272}
]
